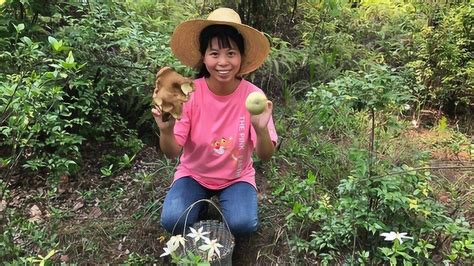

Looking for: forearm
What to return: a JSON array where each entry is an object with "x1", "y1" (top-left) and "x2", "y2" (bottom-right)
[
  {"x1": 159, "y1": 130, "x2": 182, "y2": 159},
  {"x1": 254, "y1": 127, "x2": 275, "y2": 162}
]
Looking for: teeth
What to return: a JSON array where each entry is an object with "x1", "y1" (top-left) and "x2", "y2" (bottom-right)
[{"x1": 218, "y1": 71, "x2": 230, "y2": 74}]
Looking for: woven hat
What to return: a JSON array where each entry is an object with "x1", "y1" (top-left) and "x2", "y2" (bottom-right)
[{"x1": 170, "y1": 8, "x2": 270, "y2": 75}]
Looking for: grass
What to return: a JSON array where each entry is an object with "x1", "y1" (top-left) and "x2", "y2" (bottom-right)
[
  {"x1": 1, "y1": 116, "x2": 472, "y2": 264},
  {"x1": 58, "y1": 218, "x2": 160, "y2": 263}
]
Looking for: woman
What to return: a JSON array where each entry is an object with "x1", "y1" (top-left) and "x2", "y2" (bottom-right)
[{"x1": 152, "y1": 8, "x2": 278, "y2": 237}]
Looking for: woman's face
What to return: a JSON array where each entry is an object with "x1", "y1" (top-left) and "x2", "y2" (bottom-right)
[{"x1": 203, "y1": 37, "x2": 242, "y2": 84}]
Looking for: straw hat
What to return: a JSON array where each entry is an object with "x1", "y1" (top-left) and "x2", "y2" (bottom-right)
[{"x1": 170, "y1": 8, "x2": 270, "y2": 75}]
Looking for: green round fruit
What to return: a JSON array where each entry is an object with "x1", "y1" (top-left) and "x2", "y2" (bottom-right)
[{"x1": 245, "y1": 92, "x2": 267, "y2": 115}]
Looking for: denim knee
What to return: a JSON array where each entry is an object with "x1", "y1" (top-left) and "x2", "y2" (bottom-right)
[
  {"x1": 160, "y1": 177, "x2": 210, "y2": 234},
  {"x1": 160, "y1": 211, "x2": 181, "y2": 234},
  {"x1": 160, "y1": 197, "x2": 193, "y2": 234},
  {"x1": 226, "y1": 215, "x2": 258, "y2": 237}
]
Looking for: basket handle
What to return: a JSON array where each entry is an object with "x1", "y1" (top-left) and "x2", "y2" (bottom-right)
[{"x1": 171, "y1": 198, "x2": 232, "y2": 237}]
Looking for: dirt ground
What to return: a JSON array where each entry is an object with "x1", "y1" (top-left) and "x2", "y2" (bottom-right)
[
  {"x1": 1, "y1": 124, "x2": 472, "y2": 264},
  {"x1": 1, "y1": 142, "x2": 289, "y2": 264}
]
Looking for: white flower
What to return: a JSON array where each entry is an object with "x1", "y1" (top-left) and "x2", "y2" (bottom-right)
[
  {"x1": 198, "y1": 238, "x2": 224, "y2": 261},
  {"x1": 160, "y1": 246, "x2": 174, "y2": 257},
  {"x1": 160, "y1": 234, "x2": 187, "y2": 257},
  {"x1": 380, "y1": 231, "x2": 413, "y2": 244},
  {"x1": 167, "y1": 234, "x2": 186, "y2": 251},
  {"x1": 187, "y1": 226, "x2": 210, "y2": 243}
]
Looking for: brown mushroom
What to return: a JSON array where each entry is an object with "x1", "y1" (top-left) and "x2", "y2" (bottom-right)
[{"x1": 153, "y1": 67, "x2": 195, "y2": 121}]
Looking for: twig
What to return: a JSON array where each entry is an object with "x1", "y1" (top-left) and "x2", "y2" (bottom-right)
[
  {"x1": 368, "y1": 107, "x2": 375, "y2": 177},
  {"x1": 290, "y1": 0, "x2": 298, "y2": 23}
]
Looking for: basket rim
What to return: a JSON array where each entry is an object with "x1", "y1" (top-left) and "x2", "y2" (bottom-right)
[{"x1": 172, "y1": 199, "x2": 234, "y2": 237}]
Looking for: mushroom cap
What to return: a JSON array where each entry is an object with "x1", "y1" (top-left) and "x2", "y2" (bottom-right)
[{"x1": 153, "y1": 67, "x2": 195, "y2": 120}]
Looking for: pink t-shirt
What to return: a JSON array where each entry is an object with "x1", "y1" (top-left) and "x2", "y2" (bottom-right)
[{"x1": 172, "y1": 77, "x2": 278, "y2": 190}]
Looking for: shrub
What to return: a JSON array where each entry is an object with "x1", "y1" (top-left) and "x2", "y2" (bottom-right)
[{"x1": 406, "y1": 3, "x2": 474, "y2": 114}]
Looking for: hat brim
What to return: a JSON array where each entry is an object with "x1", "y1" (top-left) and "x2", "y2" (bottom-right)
[{"x1": 171, "y1": 19, "x2": 270, "y2": 75}]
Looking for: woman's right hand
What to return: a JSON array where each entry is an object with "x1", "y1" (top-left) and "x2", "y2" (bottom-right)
[
  {"x1": 151, "y1": 106, "x2": 176, "y2": 133},
  {"x1": 152, "y1": 106, "x2": 182, "y2": 159}
]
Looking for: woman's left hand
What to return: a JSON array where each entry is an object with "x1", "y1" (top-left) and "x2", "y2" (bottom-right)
[{"x1": 250, "y1": 100, "x2": 273, "y2": 133}]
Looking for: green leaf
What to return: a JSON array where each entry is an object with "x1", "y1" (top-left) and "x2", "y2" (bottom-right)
[
  {"x1": 44, "y1": 249, "x2": 57, "y2": 260},
  {"x1": 273, "y1": 184, "x2": 285, "y2": 196},
  {"x1": 292, "y1": 202, "x2": 303, "y2": 214},
  {"x1": 389, "y1": 256, "x2": 397, "y2": 266},
  {"x1": 20, "y1": 36, "x2": 32, "y2": 45},
  {"x1": 447, "y1": 253, "x2": 458, "y2": 260},
  {"x1": 307, "y1": 171, "x2": 316, "y2": 184},
  {"x1": 48, "y1": 36, "x2": 63, "y2": 51},
  {"x1": 14, "y1": 23, "x2": 25, "y2": 33},
  {"x1": 61, "y1": 51, "x2": 76, "y2": 69},
  {"x1": 397, "y1": 251, "x2": 413, "y2": 260},
  {"x1": 123, "y1": 154, "x2": 130, "y2": 162},
  {"x1": 48, "y1": 36, "x2": 58, "y2": 46},
  {"x1": 379, "y1": 247, "x2": 393, "y2": 256},
  {"x1": 66, "y1": 51, "x2": 74, "y2": 64}
]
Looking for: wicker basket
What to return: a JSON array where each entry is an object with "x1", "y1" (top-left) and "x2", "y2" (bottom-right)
[
  {"x1": 173, "y1": 199, "x2": 235, "y2": 266},
  {"x1": 188, "y1": 220, "x2": 234, "y2": 265}
]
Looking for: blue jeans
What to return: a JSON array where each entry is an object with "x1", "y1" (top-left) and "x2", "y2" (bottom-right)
[{"x1": 160, "y1": 177, "x2": 258, "y2": 237}]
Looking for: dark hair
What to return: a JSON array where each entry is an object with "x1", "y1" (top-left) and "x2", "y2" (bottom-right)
[{"x1": 196, "y1": 24, "x2": 245, "y2": 78}]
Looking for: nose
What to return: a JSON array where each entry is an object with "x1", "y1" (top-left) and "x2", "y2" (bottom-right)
[{"x1": 217, "y1": 55, "x2": 228, "y2": 66}]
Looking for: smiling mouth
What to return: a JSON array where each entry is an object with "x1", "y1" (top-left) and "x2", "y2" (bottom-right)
[{"x1": 217, "y1": 70, "x2": 231, "y2": 74}]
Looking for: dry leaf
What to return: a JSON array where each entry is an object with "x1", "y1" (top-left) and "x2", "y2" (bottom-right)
[
  {"x1": 30, "y1": 204, "x2": 42, "y2": 216},
  {"x1": 58, "y1": 175, "x2": 69, "y2": 194},
  {"x1": 0, "y1": 200, "x2": 6, "y2": 212},
  {"x1": 89, "y1": 206, "x2": 102, "y2": 218},
  {"x1": 60, "y1": 255, "x2": 69, "y2": 262},
  {"x1": 28, "y1": 204, "x2": 43, "y2": 223},
  {"x1": 11, "y1": 195, "x2": 22, "y2": 207},
  {"x1": 72, "y1": 201, "x2": 84, "y2": 212}
]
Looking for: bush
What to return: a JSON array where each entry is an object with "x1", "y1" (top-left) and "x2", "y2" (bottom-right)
[
  {"x1": 407, "y1": 3, "x2": 474, "y2": 114},
  {"x1": 0, "y1": 1, "x2": 188, "y2": 178},
  {"x1": 269, "y1": 62, "x2": 473, "y2": 264}
]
